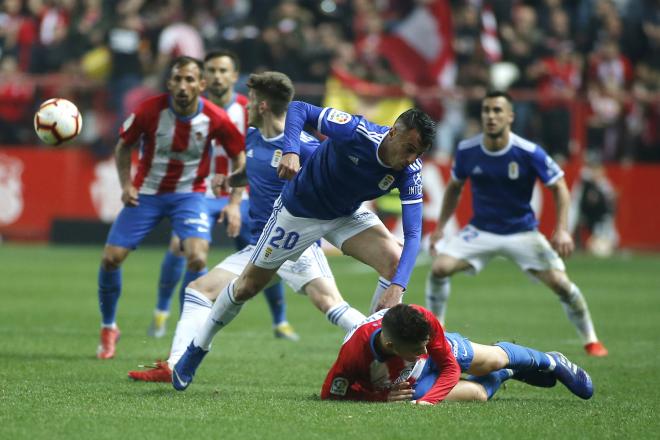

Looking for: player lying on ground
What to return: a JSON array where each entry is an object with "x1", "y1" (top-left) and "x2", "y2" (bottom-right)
[
  {"x1": 128, "y1": 72, "x2": 366, "y2": 382},
  {"x1": 321, "y1": 304, "x2": 594, "y2": 404},
  {"x1": 170, "y1": 100, "x2": 436, "y2": 391}
]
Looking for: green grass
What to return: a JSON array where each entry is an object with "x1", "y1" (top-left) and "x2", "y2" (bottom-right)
[{"x1": 1, "y1": 244, "x2": 659, "y2": 439}]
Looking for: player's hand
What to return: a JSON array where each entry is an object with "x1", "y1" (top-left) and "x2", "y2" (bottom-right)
[
  {"x1": 219, "y1": 202, "x2": 241, "y2": 238},
  {"x1": 429, "y1": 227, "x2": 445, "y2": 257},
  {"x1": 387, "y1": 382, "x2": 414, "y2": 402},
  {"x1": 412, "y1": 400, "x2": 433, "y2": 406},
  {"x1": 277, "y1": 153, "x2": 300, "y2": 180},
  {"x1": 212, "y1": 173, "x2": 229, "y2": 196},
  {"x1": 121, "y1": 185, "x2": 139, "y2": 207},
  {"x1": 375, "y1": 284, "x2": 404, "y2": 312},
  {"x1": 551, "y1": 229, "x2": 574, "y2": 258}
]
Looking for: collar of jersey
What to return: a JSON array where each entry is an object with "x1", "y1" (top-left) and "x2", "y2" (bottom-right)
[
  {"x1": 222, "y1": 92, "x2": 237, "y2": 110},
  {"x1": 479, "y1": 133, "x2": 513, "y2": 156},
  {"x1": 260, "y1": 131, "x2": 284, "y2": 142},
  {"x1": 370, "y1": 328, "x2": 387, "y2": 362},
  {"x1": 168, "y1": 96, "x2": 204, "y2": 121},
  {"x1": 375, "y1": 130, "x2": 391, "y2": 168}
]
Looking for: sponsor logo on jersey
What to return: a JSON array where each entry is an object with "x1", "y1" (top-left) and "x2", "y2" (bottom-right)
[
  {"x1": 327, "y1": 109, "x2": 352, "y2": 125},
  {"x1": 348, "y1": 155, "x2": 359, "y2": 165},
  {"x1": 122, "y1": 113, "x2": 136, "y2": 132},
  {"x1": 195, "y1": 131, "x2": 204, "y2": 142},
  {"x1": 330, "y1": 377, "x2": 349, "y2": 396},
  {"x1": 508, "y1": 161, "x2": 519, "y2": 179},
  {"x1": 472, "y1": 165, "x2": 483, "y2": 175},
  {"x1": 271, "y1": 149, "x2": 282, "y2": 168},
  {"x1": 246, "y1": 149, "x2": 254, "y2": 158},
  {"x1": 378, "y1": 174, "x2": 395, "y2": 190}
]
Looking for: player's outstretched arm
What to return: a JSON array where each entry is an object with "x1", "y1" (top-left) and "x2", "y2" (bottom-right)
[
  {"x1": 114, "y1": 138, "x2": 138, "y2": 207},
  {"x1": 548, "y1": 177, "x2": 575, "y2": 258}
]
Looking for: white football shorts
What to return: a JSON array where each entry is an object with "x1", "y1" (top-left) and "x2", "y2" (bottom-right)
[
  {"x1": 216, "y1": 242, "x2": 334, "y2": 293},
  {"x1": 250, "y1": 197, "x2": 382, "y2": 270},
  {"x1": 435, "y1": 224, "x2": 565, "y2": 274}
]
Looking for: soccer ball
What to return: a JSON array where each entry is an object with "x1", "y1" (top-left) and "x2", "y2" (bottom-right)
[{"x1": 33, "y1": 98, "x2": 83, "y2": 145}]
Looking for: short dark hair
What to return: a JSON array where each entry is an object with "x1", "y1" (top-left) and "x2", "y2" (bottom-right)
[
  {"x1": 395, "y1": 109, "x2": 436, "y2": 150},
  {"x1": 170, "y1": 56, "x2": 204, "y2": 78},
  {"x1": 204, "y1": 49, "x2": 240, "y2": 72},
  {"x1": 484, "y1": 90, "x2": 513, "y2": 105},
  {"x1": 246, "y1": 71, "x2": 295, "y2": 116},
  {"x1": 382, "y1": 304, "x2": 431, "y2": 345}
]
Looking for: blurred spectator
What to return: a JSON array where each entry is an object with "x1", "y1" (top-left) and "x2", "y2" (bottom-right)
[
  {"x1": 155, "y1": 3, "x2": 204, "y2": 74},
  {"x1": 0, "y1": 0, "x2": 39, "y2": 72},
  {"x1": 628, "y1": 62, "x2": 660, "y2": 161},
  {"x1": 528, "y1": 41, "x2": 583, "y2": 162},
  {"x1": 0, "y1": 55, "x2": 36, "y2": 144},
  {"x1": 570, "y1": 154, "x2": 619, "y2": 257}
]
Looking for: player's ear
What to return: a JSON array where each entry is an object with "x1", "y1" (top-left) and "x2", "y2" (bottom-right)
[{"x1": 198, "y1": 77, "x2": 207, "y2": 92}]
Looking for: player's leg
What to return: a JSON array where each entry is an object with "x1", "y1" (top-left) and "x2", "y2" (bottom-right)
[
  {"x1": 508, "y1": 230, "x2": 607, "y2": 356},
  {"x1": 280, "y1": 243, "x2": 366, "y2": 332},
  {"x1": 426, "y1": 255, "x2": 471, "y2": 325},
  {"x1": 97, "y1": 244, "x2": 130, "y2": 359},
  {"x1": 532, "y1": 268, "x2": 607, "y2": 356},
  {"x1": 170, "y1": 193, "x2": 212, "y2": 312},
  {"x1": 172, "y1": 199, "x2": 320, "y2": 390},
  {"x1": 326, "y1": 209, "x2": 401, "y2": 313},
  {"x1": 149, "y1": 234, "x2": 185, "y2": 338},
  {"x1": 426, "y1": 226, "x2": 492, "y2": 325},
  {"x1": 443, "y1": 379, "x2": 490, "y2": 402},
  {"x1": 98, "y1": 196, "x2": 163, "y2": 359}
]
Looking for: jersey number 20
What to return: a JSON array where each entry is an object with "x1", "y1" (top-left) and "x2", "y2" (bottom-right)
[{"x1": 269, "y1": 227, "x2": 300, "y2": 250}]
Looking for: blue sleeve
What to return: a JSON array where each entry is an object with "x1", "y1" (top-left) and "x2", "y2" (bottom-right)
[
  {"x1": 282, "y1": 101, "x2": 323, "y2": 155},
  {"x1": 530, "y1": 145, "x2": 564, "y2": 185},
  {"x1": 391, "y1": 202, "x2": 423, "y2": 288},
  {"x1": 298, "y1": 135, "x2": 320, "y2": 166},
  {"x1": 397, "y1": 160, "x2": 423, "y2": 203},
  {"x1": 450, "y1": 150, "x2": 467, "y2": 181}
]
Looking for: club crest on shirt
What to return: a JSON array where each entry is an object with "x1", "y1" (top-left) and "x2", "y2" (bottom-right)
[
  {"x1": 122, "y1": 113, "x2": 136, "y2": 132},
  {"x1": 330, "y1": 377, "x2": 349, "y2": 396},
  {"x1": 271, "y1": 149, "x2": 282, "y2": 167},
  {"x1": 327, "y1": 109, "x2": 352, "y2": 125},
  {"x1": 378, "y1": 174, "x2": 395, "y2": 190},
  {"x1": 508, "y1": 161, "x2": 519, "y2": 179}
]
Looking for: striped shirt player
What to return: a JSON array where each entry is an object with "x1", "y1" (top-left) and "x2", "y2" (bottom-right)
[
  {"x1": 106, "y1": 93, "x2": 244, "y2": 250},
  {"x1": 204, "y1": 92, "x2": 251, "y2": 247},
  {"x1": 321, "y1": 305, "x2": 461, "y2": 404}
]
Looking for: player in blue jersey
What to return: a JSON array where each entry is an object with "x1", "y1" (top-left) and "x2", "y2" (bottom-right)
[
  {"x1": 425, "y1": 91, "x2": 608, "y2": 357},
  {"x1": 171, "y1": 97, "x2": 436, "y2": 391},
  {"x1": 148, "y1": 50, "x2": 297, "y2": 342},
  {"x1": 128, "y1": 72, "x2": 366, "y2": 382}
]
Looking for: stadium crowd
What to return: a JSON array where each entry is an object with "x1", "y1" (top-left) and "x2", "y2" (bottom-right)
[{"x1": 0, "y1": 0, "x2": 658, "y2": 163}]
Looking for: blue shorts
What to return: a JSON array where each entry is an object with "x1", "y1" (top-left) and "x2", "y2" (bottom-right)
[
  {"x1": 412, "y1": 332, "x2": 474, "y2": 400},
  {"x1": 107, "y1": 193, "x2": 211, "y2": 250},
  {"x1": 174, "y1": 197, "x2": 251, "y2": 249}
]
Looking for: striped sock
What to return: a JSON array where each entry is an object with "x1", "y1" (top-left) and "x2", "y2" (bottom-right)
[
  {"x1": 168, "y1": 287, "x2": 212, "y2": 368},
  {"x1": 326, "y1": 302, "x2": 367, "y2": 332}
]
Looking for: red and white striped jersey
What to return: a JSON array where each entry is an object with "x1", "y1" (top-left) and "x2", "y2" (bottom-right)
[
  {"x1": 119, "y1": 94, "x2": 244, "y2": 195},
  {"x1": 321, "y1": 305, "x2": 461, "y2": 404},
  {"x1": 209, "y1": 93, "x2": 248, "y2": 197}
]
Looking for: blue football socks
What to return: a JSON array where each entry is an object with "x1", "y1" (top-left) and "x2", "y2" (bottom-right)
[{"x1": 98, "y1": 266, "x2": 122, "y2": 326}]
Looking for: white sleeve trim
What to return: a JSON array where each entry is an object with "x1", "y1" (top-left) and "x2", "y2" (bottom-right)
[
  {"x1": 401, "y1": 199, "x2": 423, "y2": 205},
  {"x1": 545, "y1": 171, "x2": 565, "y2": 186},
  {"x1": 317, "y1": 107, "x2": 329, "y2": 132}
]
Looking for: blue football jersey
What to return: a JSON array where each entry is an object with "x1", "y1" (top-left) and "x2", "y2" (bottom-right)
[
  {"x1": 245, "y1": 127, "x2": 319, "y2": 244},
  {"x1": 452, "y1": 133, "x2": 564, "y2": 234},
  {"x1": 281, "y1": 103, "x2": 423, "y2": 220}
]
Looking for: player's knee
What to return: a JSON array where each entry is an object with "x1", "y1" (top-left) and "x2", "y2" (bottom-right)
[
  {"x1": 473, "y1": 386, "x2": 489, "y2": 402},
  {"x1": 101, "y1": 250, "x2": 126, "y2": 270},
  {"x1": 186, "y1": 253, "x2": 207, "y2": 272},
  {"x1": 430, "y1": 259, "x2": 452, "y2": 278}
]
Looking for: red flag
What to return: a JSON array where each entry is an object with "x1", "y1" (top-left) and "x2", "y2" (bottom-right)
[
  {"x1": 378, "y1": 0, "x2": 455, "y2": 88},
  {"x1": 480, "y1": 3, "x2": 502, "y2": 63}
]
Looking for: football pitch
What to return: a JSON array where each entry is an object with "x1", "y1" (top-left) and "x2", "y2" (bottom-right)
[{"x1": 1, "y1": 244, "x2": 659, "y2": 439}]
